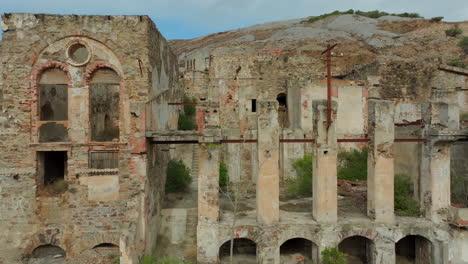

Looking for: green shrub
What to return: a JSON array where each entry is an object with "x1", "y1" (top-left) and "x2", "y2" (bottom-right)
[
  {"x1": 183, "y1": 96, "x2": 196, "y2": 116},
  {"x1": 337, "y1": 148, "x2": 368, "y2": 181},
  {"x1": 140, "y1": 256, "x2": 191, "y2": 264},
  {"x1": 219, "y1": 162, "x2": 229, "y2": 189},
  {"x1": 445, "y1": 27, "x2": 463, "y2": 37},
  {"x1": 448, "y1": 58, "x2": 467, "y2": 68},
  {"x1": 394, "y1": 174, "x2": 420, "y2": 216},
  {"x1": 286, "y1": 154, "x2": 313, "y2": 198},
  {"x1": 460, "y1": 112, "x2": 468, "y2": 121},
  {"x1": 431, "y1": 16, "x2": 444, "y2": 22},
  {"x1": 321, "y1": 247, "x2": 347, "y2": 264},
  {"x1": 177, "y1": 96, "x2": 197, "y2": 130},
  {"x1": 459, "y1": 36, "x2": 468, "y2": 53},
  {"x1": 178, "y1": 113, "x2": 197, "y2": 131},
  {"x1": 306, "y1": 9, "x2": 422, "y2": 23},
  {"x1": 165, "y1": 160, "x2": 192, "y2": 193}
]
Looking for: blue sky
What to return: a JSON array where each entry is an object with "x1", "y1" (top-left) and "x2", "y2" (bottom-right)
[{"x1": 1, "y1": 0, "x2": 467, "y2": 40}]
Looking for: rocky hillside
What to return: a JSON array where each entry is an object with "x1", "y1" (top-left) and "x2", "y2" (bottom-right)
[{"x1": 169, "y1": 14, "x2": 468, "y2": 74}]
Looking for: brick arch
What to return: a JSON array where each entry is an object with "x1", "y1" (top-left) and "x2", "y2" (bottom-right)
[
  {"x1": 28, "y1": 229, "x2": 67, "y2": 255},
  {"x1": 278, "y1": 234, "x2": 320, "y2": 247},
  {"x1": 31, "y1": 61, "x2": 71, "y2": 87},
  {"x1": 219, "y1": 226, "x2": 262, "y2": 248},
  {"x1": 338, "y1": 229, "x2": 379, "y2": 243},
  {"x1": 394, "y1": 232, "x2": 434, "y2": 244},
  {"x1": 29, "y1": 33, "x2": 123, "y2": 65},
  {"x1": 84, "y1": 62, "x2": 124, "y2": 85}
]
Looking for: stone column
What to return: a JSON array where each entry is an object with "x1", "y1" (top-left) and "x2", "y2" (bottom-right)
[
  {"x1": 373, "y1": 239, "x2": 396, "y2": 264},
  {"x1": 420, "y1": 102, "x2": 455, "y2": 222},
  {"x1": 197, "y1": 143, "x2": 220, "y2": 263},
  {"x1": 257, "y1": 100, "x2": 280, "y2": 224},
  {"x1": 258, "y1": 246, "x2": 280, "y2": 264},
  {"x1": 421, "y1": 141, "x2": 451, "y2": 222},
  {"x1": 312, "y1": 100, "x2": 338, "y2": 223},
  {"x1": 367, "y1": 99, "x2": 395, "y2": 223}
]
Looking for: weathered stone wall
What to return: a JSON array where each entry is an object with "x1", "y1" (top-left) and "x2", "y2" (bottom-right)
[{"x1": 0, "y1": 13, "x2": 179, "y2": 264}]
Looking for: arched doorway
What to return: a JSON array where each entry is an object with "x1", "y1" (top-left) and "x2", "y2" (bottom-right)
[
  {"x1": 277, "y1": 93, "x2": 288, "y2": 128},
  {"x1": 219, "y1": 238, "x2": 256, "y2": 264},
  {"x1": 396, "y1": 235, "x2": 433, "y2": 264},
  {"x1": 280, "y1": 238, "x2": 318, "y2": 263},
  {"x1": 339, "y1": 236, "x2": 375, "y2": 264},
  {"x1": 31, "y1": 244, "x2": 66, "y2": 262}
]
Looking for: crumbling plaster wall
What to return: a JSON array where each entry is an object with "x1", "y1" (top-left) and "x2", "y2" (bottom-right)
[{"x1": 0, "y1": 13, "x2": 177, "y2": 263}]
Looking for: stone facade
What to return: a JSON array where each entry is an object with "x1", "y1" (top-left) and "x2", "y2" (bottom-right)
[
  {"x1": 0, "y1": 13, "x2": 179, "y2": 264},
  {"x1": 1, "y1": 12, "x2": 468, "y2": 264}
]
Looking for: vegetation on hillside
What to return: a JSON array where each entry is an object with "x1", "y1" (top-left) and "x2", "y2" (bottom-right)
[
  {"x1": 307, "y1": 9, "x2": 422, "y2": 23},
  {"x1": 165, "y1": 160, "x2": 192, "y2": 193},
  {"x1": 445, "y1": 27, "x2": 463, "y2": 37}
]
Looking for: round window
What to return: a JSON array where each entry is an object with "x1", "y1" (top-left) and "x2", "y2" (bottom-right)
[{"x1": 67, "y1": 42, "x2": 90, "y2": 66}]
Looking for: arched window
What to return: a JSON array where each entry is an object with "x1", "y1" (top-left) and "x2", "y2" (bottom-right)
[
  {"x1": 90, "y1": 68, "x2": 120, "y2": 142},
  {"x1": 277, "y1": 92, "x2": 288, "y2": 128},
  {"x1": 280, "y1": 238, "x2": 319, "y2": 263},
  {"x1": 38, "y1": 68, "x2": 69, "y2": 143},
  {"x1": 219, "y1": 238, "x2": 256, "y2": 264},
  {"x1": 396, "y1": 235, "x2": 433, "y2": 264},
  {"x1": 339, "y1": 236, "x2": 375, "y2": 264},
  {"x1": 32, "y1": 244, "x2": 66, "y2": 259},
  {"x1": 39, "y1": 68, "x2": 68, "y2": 121}
]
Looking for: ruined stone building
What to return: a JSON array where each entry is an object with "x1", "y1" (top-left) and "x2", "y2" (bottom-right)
[{"x1": 1, "y1": 12, "x2": 468, "y2": 264}]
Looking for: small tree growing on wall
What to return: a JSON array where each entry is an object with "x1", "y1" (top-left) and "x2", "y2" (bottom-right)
[{"x1": 218, "y1": 174, "x2": 251, "y2": 264}]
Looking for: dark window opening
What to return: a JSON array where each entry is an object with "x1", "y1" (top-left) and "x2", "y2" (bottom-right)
[
  {"x1": 396, "y1": 235, "x2": 433, "y2": 264},
  {"x1": 90, "y1": 151, "x2": 119, "y2": 169},
  {"x1": 251, "y1": 99, "x2": 257, "y2": 112},
  {"x1": 277, "y1": 93, "x2": 287, "y2": 107},
  {"x1": 280, "y1": 238, "x2": 318, "y2": 263},
  {"x1": 38, "y1": 151, "x2": 67, "y2": 187},
  {"x1": 219, "y1": 238, "x2": 256, "y2": 264},
  {"x1": 93, "y1": 243, "x2": 119, "y2": 249},
  {"x1": 39, "y1": 69, "x2": 68, "y2": 121},
  {"x1": 90, "y1": 69, "x2": 120, "y2": 142},
  {"x1": 32, "y1": 245, "x2": 66, "y2": 259},
  {"x1": 339, "y1": 236, "x2": 375, "y2": 264},
  {"x1": 277, "y1": 93, "x2": 288, "y2": 128}
]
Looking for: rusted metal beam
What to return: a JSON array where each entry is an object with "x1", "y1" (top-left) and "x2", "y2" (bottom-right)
[
  {"x1": 321, "y1": 43, "x2": 338, "y2": 129},
  {"x1": 280, "y1": 139, "x2": 315, "y2": 143},
  {"x1": 394, "y1": 138, "x2": 427, "y2": 142},
  {"x1": 168, "y1": 102, "x2": 198, "y2": 105},
  {"x1": 151, "y1": 140, "x2": 199, "y2": 144},
  {"x1": 337, "y1": 138, "x2": 369, "y2": 142},
  {"x1": 221, "y1": 139, "x2": 257, "y2": 143}
]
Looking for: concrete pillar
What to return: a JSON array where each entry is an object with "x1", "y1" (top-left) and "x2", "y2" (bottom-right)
[
  {"x1": 421, "y1": 141, "x2": 451, "y2": 222},
  {"x1": 197, "y1": 143, "x2": 220, "y2": 263},
  {"x1": 373, "y1": 239, "x2": 395, "y2": 264},
  {"x1": 257, "y1": 246, "x2": 279, "y2": 264},
  {"x1": 312, "y1": 100, "x2": 338, "y2": 223},
  {"x1": 367, "y1": 99, "x2": 395, "y2": 223},
  {"x1": 257, "y1": 100, "x2": 280, "y2": 224},
  {"x1": 420, "y1": 102, "x2": 454, "y2": 222}
]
